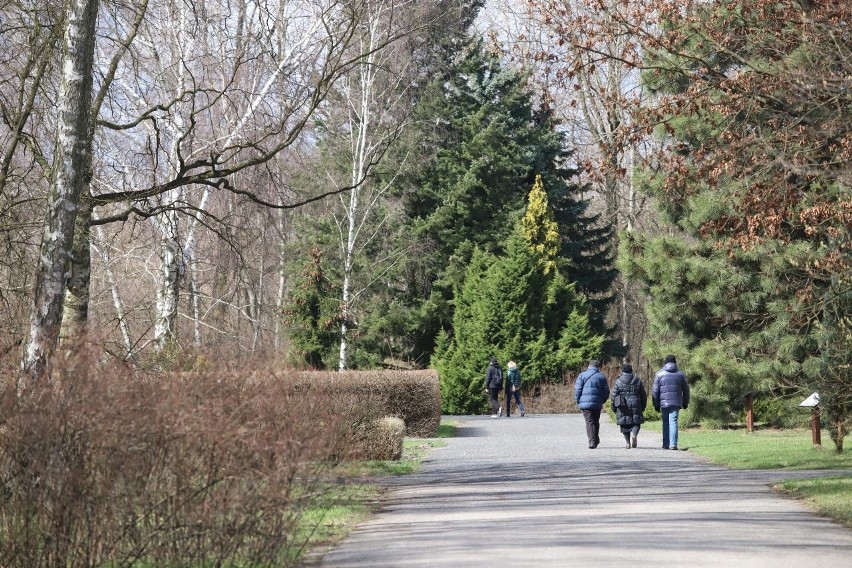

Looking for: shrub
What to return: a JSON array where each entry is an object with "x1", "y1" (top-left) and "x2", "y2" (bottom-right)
[
  {"x1": 363, "y1": 417, "x2": 405, "y2": 460},
  {"x1": 0, "y1": 351, "x2": 358, "y2": 568},
  {"x1": 285, "y1": 369, "x2": 441, "y2": 438},
  {"x1": 525, "y1": 379, "x2": 578, "y2": 414}
]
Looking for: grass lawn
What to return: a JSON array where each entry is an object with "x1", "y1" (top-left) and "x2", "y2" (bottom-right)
[
  {"x1": 679, "y1": 427, "x2": 852, "y2": 470},
  {"x1": 668, "y1": 426, "x2": 852, "y2": 529}
]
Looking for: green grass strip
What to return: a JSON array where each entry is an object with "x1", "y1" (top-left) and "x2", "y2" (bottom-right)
[
  {"x1": 780, "y1": 477, "x2": 852, "y2": 528},
  {"x1": 301, "y1": 419, "x2": 456, "y2": 561},
  {"x1": 678, "y1": 428, "x2": 852, "y2": 470}
]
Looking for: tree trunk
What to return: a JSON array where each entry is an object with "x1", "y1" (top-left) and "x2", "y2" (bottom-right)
[
  {"x1": 154, "y1": 210, "x2": 183, "y2": 351},
  {"x1": 62, "y1": 191, "x2": 92, "y2": 338},
  {"x1": 21, "y1": 0, "x2": 99, "y2": 386}
]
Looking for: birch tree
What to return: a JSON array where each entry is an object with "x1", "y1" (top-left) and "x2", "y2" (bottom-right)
[
  {"x1": 328, "y1": 0, "x2": 417, "y2": 370},
  {"x1": 22, "y1": 0, "x2": 99, "y2": 383},
  {"x1": 87, "y1": 0, "x2": 382, "y2": 354}
]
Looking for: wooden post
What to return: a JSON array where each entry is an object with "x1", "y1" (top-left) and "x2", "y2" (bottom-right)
[
  {"x1": 745, "y1": 394, "x2": 754, "y2": 433},
  {"x1": 811, "y1": 407, "x2": 821, "y2": 447}
]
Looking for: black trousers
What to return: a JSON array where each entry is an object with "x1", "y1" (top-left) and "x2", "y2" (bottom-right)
[
  {"x1": 488, "y1": 387, "x2": 501, "y2": 414},
  {"x1": 582, "y1": 408, "x2": 601, "y2": 446},
  {"x1": 504, "y1": 386, "x2": 522, "y2": 416}
]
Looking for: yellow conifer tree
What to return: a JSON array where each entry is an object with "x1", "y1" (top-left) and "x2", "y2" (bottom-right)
[{"x1": 520, "y1": 174, "x2": 560, "y2": 275}]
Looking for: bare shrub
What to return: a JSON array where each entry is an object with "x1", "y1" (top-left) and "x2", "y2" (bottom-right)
[
  {"x1": 0, "y1": 348, "x2": 356, "y2": 567},
  {"x1": 526, "y1": 379, "x2": 578, "y2": 414},
  {"x1": 364, "y1": 417, "x2": 405, "y2": 460},
  {"x1": 525, "y1": 363, "x2": 623, "y2": 415}
]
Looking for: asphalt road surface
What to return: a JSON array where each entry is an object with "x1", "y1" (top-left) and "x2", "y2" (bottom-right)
[{"x1": 318, "y1": 413, "x2": 852, "y2": 567}]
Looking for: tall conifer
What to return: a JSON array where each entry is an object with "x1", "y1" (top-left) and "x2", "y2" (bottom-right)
[{"x1": 435, "y1": 179, "x2": 604, "y2": 413}]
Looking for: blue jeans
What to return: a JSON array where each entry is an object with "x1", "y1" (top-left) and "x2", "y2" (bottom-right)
[{"x1": 662, "y1": 407, "x2": 680, "y2": 448}]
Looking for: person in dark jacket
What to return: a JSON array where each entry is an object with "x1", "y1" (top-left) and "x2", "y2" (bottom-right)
[
  {"x1": 484, "y1": 357, "x2": 504, "y2": 418},
  {"x1": 574, "y1": 359, "x2": 610, "y2": 448},
  {"x1": 611, "y1": 364, "x2": 647, "y2": 448},
  {"x1": 505, "y1": 360, "x2": 525, "y2": 417},
  {"x1": 652, "y1": 354, "x2": 690, "y2": 450}
]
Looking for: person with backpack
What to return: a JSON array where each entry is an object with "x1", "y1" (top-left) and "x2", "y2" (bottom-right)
[
  {"x1": 505, "y1": 360, "x2": 525, "y2": 417},
  {"x1": 484, "y1": 357, "x2": 504, "y2": 418},
  {"x1": 574, "y1": 359, "x2": 610, "y2": 448},
  {"x1": 611, "y1": 363, "x2": 647, "y2": 448}
]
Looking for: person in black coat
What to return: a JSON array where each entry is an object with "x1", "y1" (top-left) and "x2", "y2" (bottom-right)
[
  {"x1": 611, "y1": 364, "x2": 647, "y2": 448},
  {"x1": 484, "y1": 357, "x2": 504, "y2": 418}
]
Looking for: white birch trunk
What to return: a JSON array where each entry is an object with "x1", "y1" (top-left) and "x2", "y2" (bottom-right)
[
  {"x1": 151, "y1": 0, "x2": 191, "y2": 351},
  {"x1": 62, "y1": 0, "x2": 148, "y2": 336},
  {"x1": 154, "y1": 209, "x2": 182, "y2": 351},
  {"x1": 61, "y1": 193, "x2": 92, "y2": 338},
  {"x1": 334, "y1": 0, "x2": 413, "y2": 370},
  {"x1": 92, "y1": 228, "x2": 134, "y2": 359},
  {"x1": 338, "y1": 23, "x2": 377, "y2": 372},
  {"x1": 22, "y1": 0, "x2": 99, "y2": 385}
]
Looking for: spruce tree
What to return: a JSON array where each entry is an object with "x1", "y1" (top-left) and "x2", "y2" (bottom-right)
[
  {"x1": 399, "y1": 40, "x2": 611, "y2": 365},
  {"x1": 435, "y1": 179, "x2": 604, "y2": 413},
  {"x1": 282, "y1": 248, "x2": 344, "y2": 369}
]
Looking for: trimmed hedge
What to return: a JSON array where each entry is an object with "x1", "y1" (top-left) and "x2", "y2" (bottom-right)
[
  {"x1": 285, "y1": 369, "x2": 441, "y2": 438},
  {"x1": 364, "y1": 417, "x2": 405, "y2": 460}
]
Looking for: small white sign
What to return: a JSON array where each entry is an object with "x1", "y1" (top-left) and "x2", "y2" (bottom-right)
[{"x1": 799, "y1": 392, "x2": 820, "y2": 407}]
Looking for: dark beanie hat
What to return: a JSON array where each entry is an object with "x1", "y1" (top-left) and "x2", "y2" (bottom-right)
[
  {"x1": 622, "y1": 364, "x2": 633, "y2": 374},
  {"x1": 664, "y1": 354, "x2": 677, "y2": 364}
]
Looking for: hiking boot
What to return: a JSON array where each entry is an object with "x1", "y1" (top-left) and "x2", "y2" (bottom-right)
[{"x1": 631, "y1": 433, "x2": 638, "y2": 448}]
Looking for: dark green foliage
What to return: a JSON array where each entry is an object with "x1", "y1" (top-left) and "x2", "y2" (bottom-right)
[
  {"x1": 552, "y1": 174, "x2": 618, "y2": 345},
  {"x1": 435, "y1": 226, "x2": 604, "y2": 414},
  {"x1": 434, "y1": 250, "x2": 493, "y2": 414},
  {"x1": 622, "y1": 1, "x2": 851, "y2": 447},
  {"x1": 397, "y1": 41, "x2": 610, "y2": 365},
  {"x1": 282, "y1": 248, "x2": 344, "y2": 369}
]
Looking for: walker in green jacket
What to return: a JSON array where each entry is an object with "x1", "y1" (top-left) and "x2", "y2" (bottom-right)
[{"x1": 505, "y1": 361, "x2": 525, "y2": 417}]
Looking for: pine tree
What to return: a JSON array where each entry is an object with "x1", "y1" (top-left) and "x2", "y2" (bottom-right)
[{"x1": 622, "y1": 1, "x2": 852, "y2": 446}]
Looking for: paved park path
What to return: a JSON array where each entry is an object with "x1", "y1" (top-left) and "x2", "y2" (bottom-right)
[{"x1": 318, "y1": 414, "x2": 852, "y2": 567}]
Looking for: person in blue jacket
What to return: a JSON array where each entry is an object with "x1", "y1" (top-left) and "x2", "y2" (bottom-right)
[
  {"x1": 652, "y1": 354, "x2": 690, "y2": 450},
  {"x1": 574, "y1": 359, "x2": 610, "y2": 448}
]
